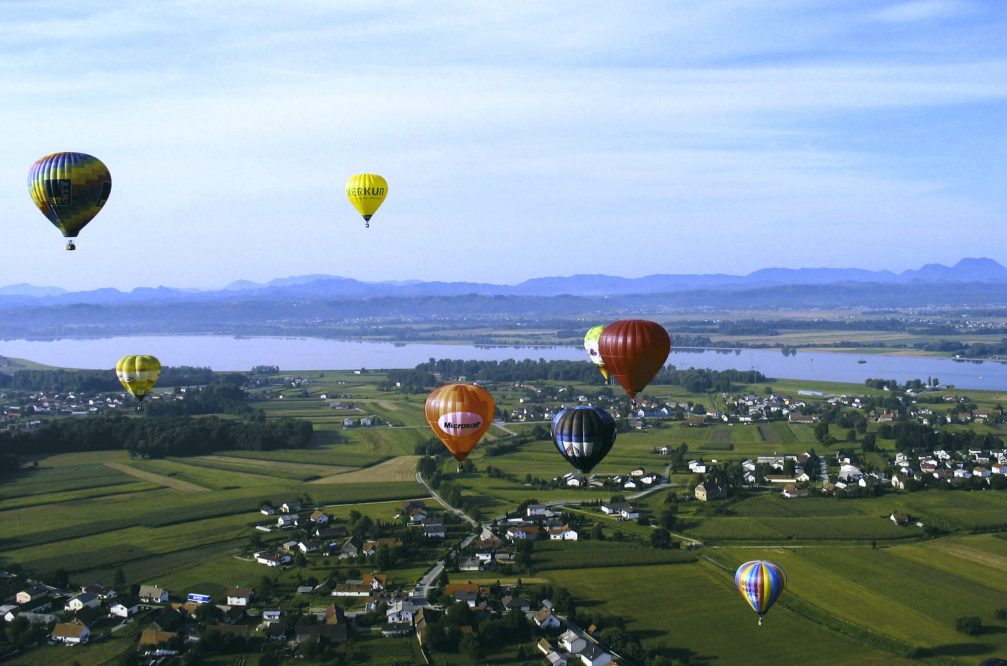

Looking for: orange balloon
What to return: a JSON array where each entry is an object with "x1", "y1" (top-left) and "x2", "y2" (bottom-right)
[{"x1": 424, "y1": 383, "x2": 496, "y2": 462}]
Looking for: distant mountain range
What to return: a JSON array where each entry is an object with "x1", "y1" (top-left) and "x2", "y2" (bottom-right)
[{"x1": 5, "y1": 257, "x2": 1007, "y2": 305}]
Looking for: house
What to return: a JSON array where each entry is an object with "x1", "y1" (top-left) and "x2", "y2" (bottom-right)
[
  {"x1": 139, "y1": 624, "x2": 178, "y2": 652},
  {"x1": 138, "y1": 584, "x2": 170, "y2": 603},
  {"x1": 600, "y1": 501, "x2": 631, "y2": 516},
  {"x1": 506, "y1": 525, "x2": 541, "y2": 540},
  {"x1": 386, "y1": 599, "x2": 415, "y2": 624},
  {"x1": 281, "y1": 500, "x2": 302, "y2": 513},
  {"x1": 890, "y1": 512, "x2": 911, "y2": 526},
  {"x1": 445, "y1": 582, "x2": 480, "y2": 607},
  {"x1": 534, "y1": 607, "x2": 562, "y2": 629},
  {"x1": 502, "y1": 595, "x2": 532, "y2": 612},
  {"x1": 65, "y1": 592, "x2": 101, "y2": 612},
  {"x1": 579, "y1": 643, "x2": 613, "y2": 666},
  {"x1": 422, "y1": 517, "x2": 446, "y2": 538},
  {"x1": 782, "y1": 484, "x2": 810, "y2": 499},
  {"x1": 549, "y1": 526, "x2": 579, "y2": 541},
  {"x1": 15, "y1": 585, "x2": 48, "y2": 605},
  {"x1": 559, "y1": 628, "x2": 588, "y2": 654},
  {"x1": 891, "y1": 474, "x2": 908, "y2": 490},
  {"x1": 310, "y1": 510, "x2": 330, "y2": 524},
  {"x1": 838, "y1": 464, "x2": 864, "y2": 482},
  {"x1": 546, "y1": 652, "x2": 569, "y2": 666},
  {"x1": 974, "y1": 466, "x2": 992, "y2": 478},
  {"x1": 526, "y1": 504, "x2": 547, "y2": 517},
  {"x1": 226, "y1": 587, "x2": 254, "y2": 606},
  {"x1": 255, "y1": 551, "x2": 291, "y2": 567},
  {"x1": 265, "y1": 622, "x2": 286, "y2": 641},
  {"x1": 260, "y1": 505, "x2": 276, "y2": 516},
  {"x1": 52, "y1": 620, "x2": 90, "y2": 645},
  {"x1": 277, "y1": 514, "x2": 298, "y2": 528},
  {"x1": 110, "y1": 598, "x2": 139, "y2": 618},
  {"x1": 296, "y1": 622, "x2": 347, "y2": 645},
  {"x1": 340, "y1": 536, "x2": 364, "y2": 558},
  {"x1": 262, "y1": 609, "x2": 282, "y2": 623},
  {"x1": 695, "y1": 482, "x2": 727, "y2": 502}
]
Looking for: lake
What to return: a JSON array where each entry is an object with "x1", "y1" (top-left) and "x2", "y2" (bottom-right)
[{"x1": 1, "y1": 335, "x2": 1005, "y2": 390}]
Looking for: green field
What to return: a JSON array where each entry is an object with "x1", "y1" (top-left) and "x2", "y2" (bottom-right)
[{"x1": 6, "y1": 371, "x2": 1007, "y2": 664}]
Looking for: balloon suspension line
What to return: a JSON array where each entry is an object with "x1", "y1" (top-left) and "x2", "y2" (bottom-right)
[{"x1": 365, "y1": 220, "x2": 370, "y2": 229}]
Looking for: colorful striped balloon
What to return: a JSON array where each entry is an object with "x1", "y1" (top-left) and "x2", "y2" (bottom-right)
[
  {"x1": 28, "y1": 152, "x2": 112, "y2": 250},
  {"x1": 735, "y1": 560, "x2": 786, "y2": 625}
]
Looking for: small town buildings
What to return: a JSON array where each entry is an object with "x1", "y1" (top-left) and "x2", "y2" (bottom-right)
[
  {"x1": 386, "y1": 599, "x2": 415, "y2": 624},
  {"x1": 65, "y1": 592, "x2": 101, "y2": 612},
  {"x1": 281, "y1": 500, "x2": 302, "y2": 513},
  {"x1": 52, "y1": 620, "x2": 90, "y2": 645},
  {"x1": 109, "y1": 599, "x2": 139, "y2": 618},
  {"x1": 226, "y1": 587, "x2": 254, "y2": 606},
  {"x1": 15, "y1": 585, "x2": 48, "y2": 605},
  {"x1": 138, "y1": 584, "x2": 170, "y2": 603},
  {"x1": 782, "y1": 484, "x2": 810, "y2": 499},
  {"x1": 255, "y1": 551, "x2": 292, "y2": 567},
  {"x1": 534, "y1": 607, "x2": 562, "y2": 629},
  {"x1": 695, "y1": 482, "x2": 727, "y2": 502}
]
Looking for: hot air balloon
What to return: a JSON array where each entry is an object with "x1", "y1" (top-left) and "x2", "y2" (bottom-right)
[
  {"x1": 28, "y1": 152, "x2": 112, "y2": 250},
  {"x1": 345, "y1": 173, "x2": 387, "y2": 228},
  {"x1": 735, "y1": 560, "x2": 786, "y2": 626},
  {"x1": 598, "y1": 320, "x2": 671, "y2": 404},
  {"x1": 116, "y1": 355, "x2": 162, "y2": 407},
  {"x1": 424, "y1": 384, "x2": 496, "y2": 470},
  {"x1": 583, "y1": 325, "x2": 610, "y2": 383},
  {"x1": 551, "y1": 406, "x2": 617, "y2": 474}
]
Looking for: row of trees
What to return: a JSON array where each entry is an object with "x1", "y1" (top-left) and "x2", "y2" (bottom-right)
[
  {"x1": 0, "y1": 365, "x2": 219, "y2": 391},
  {"x1": 0, "y1": 413, "x2": 312, "y2": 457}
]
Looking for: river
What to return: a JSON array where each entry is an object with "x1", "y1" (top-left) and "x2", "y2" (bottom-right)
[{"x1": 1, "y1": 336, "x2": 1004, "y2": 390}]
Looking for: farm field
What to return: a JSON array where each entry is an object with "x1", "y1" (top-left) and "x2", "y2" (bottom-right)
[{"x1": 7, "y1": 371, "x2": 1007, "y2": 664}]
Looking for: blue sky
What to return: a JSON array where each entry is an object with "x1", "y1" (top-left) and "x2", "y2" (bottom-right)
[{"x1": 0, "y1": 1, "x2": 1004, "y2": 289}]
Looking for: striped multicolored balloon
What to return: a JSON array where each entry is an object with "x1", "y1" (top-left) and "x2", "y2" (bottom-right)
[{"x1": 735, "y1": 560, "x2": 786, "y2": 625}]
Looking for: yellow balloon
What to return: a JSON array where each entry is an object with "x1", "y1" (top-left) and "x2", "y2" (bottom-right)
[
  {"x1": 345, "y1": 173, "x2": 387, "y2": 228},
  {"x1": 115, "y1": 355, "x2": 162, "y2": 402}
]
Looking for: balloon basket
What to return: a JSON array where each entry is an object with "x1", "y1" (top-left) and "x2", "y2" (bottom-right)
[
  {"x1": 758, "y1": 616, "x2": 763, "y2": 627},
  {"x1": 65, "y1": 240, "x2": 76, "y2": 251}
]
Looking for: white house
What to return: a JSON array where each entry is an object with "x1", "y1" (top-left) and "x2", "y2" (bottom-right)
[
  {"x1": 559, "y1": 629, "x2": 587, "y2": 654},
  {"x1": 281, "y1": 500, "x2": 302, "y2": 513},
  {"x1": 526, "y1": 504, "x2": 547, "y2": 517},
  {"x1": 138, "y1": 585, "x2": 169, "y2": 603},
  {"x1": 65, "y1": 592, "x2": 101, "y2": 612},
  {"x1": 110, "y1": 599, "x2": 139, "y2": 618},
  {"x1": 260, "y1": 505, "x2": 276, "y2": 516},
  {"x1": 226, "y1": 587, "x2": 254, "y2": 606},
  {"x1": 277, "y1": 514, "x2": 298, "y2": 528},
  {"x1": 52, "y1": 620, "x2": 90, "y2": 645},
  {"x1": 534, "y1": 608, "x2": 562, "y2": 629},
  {"x1": 255, "y1": 551, "x2": 292, "y2": 567},
  {"x1": 549, "y1": 526, "x2": 579, "y2": 541},
  {"x1": 579, "y1": 644, "x2": 613, "y2": 666},
  {"x1": 386, "y1": 599, "x2": 415, "y2": 624}
]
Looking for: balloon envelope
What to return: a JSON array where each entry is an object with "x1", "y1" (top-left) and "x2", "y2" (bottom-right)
[
  {"x1": 598, "y1": 320, "x2": 671, "y2": 400},
  {"x1": 424, "y1": 383, "x2": 495, "y2": 462},
  {"x1": 115, "y1": 354, "x2": 162, "y2": 402},
  {"x1": 551, "y1": 406, "x2": 617, "y2": 474},
  {"x1": 735, "y1": 560, "x2": 786, "y2": 620},
  {"x1": 583, "y1": 325, "x2": 610, "y2": 381},
  {"x1": 345, "y1": 173, "x2": 387, "y2": 225},
  {"x1": 28, "y1": 152, "x2": 111, "y2": 240}
]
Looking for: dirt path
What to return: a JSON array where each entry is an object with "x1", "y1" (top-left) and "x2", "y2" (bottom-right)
[
  {"x1": 104, "y1": 462, "x2": 210, "y2": 493},
  {"x1": 199, "y1": 455, "x2": 354, "y2": 475},
  {"x1": 308, "y1": 455, "x2": 421, "y2": 484}
]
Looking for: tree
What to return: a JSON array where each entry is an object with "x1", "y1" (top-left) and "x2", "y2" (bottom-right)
[
  {"x1": 862, "y1": 432, "x2": 877, "y2": 452},
  {"x1": 658, "y1": 510, "x2": 678, "y2": 531},
  {"x1": 459, "y1": 634, "x2": 482, "y2": 660},
  {"x1": 651, "y1": 528, "x2": 672, "y2": 549},
  {"x1": 114, "y1": 566, "x2": 126, "y2": 588},
  {"x1": 591, "y1": 523, "x2": 605, "y2": 541},
  {"x1": 954, "y1": 616, "x2": 982, "y2": 635}
]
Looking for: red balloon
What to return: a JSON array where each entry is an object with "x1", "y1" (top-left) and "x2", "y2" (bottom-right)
[{"x1": 598, "y1": 320, "x2": 671, "y2": 400}]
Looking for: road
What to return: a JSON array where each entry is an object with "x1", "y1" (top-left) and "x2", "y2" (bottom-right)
[{"x1": 415, "y1": 472, "x2": 478, "y2": 528}]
